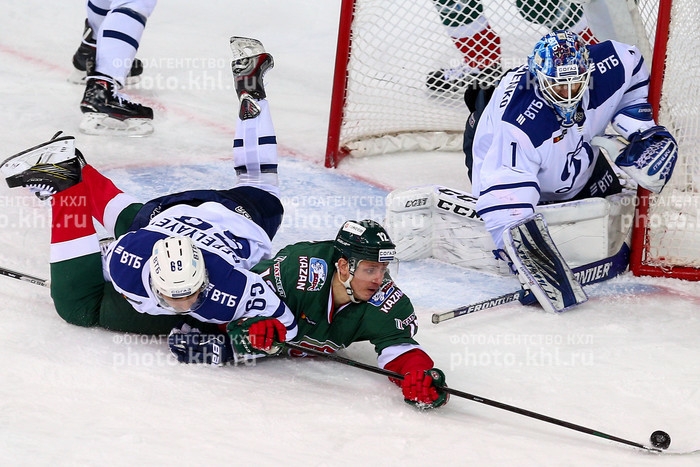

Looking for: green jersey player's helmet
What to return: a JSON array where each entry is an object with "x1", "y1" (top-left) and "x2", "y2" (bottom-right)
[{"x1": 334, "y1": 219, "x2": 396, "y2": 266}]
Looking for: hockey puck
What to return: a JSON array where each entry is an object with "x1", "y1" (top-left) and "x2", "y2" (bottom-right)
[{"x1": 650, "y1": 430, "x2": 671, "y2": 449}]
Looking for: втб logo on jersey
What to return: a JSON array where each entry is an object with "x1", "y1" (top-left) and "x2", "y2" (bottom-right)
[{"x1": 516, "y1": 99, "x2": 544, "y2": 125}]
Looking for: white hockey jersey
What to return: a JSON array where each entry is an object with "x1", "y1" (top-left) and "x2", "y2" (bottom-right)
[
  {"x1": 471, "y1": 40, "x2": 651, "y2": 249},
  {"x1": 104, "y1": 202, "x2": 298, "y2": 337}
]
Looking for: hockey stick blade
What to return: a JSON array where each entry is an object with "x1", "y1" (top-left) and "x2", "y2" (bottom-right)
[
  {"x1": 432, "y1": 243, "x2": 631, "y2": 324},
  {"x1": 0, "y1": 267, "x2": 50, "y2": 287}
]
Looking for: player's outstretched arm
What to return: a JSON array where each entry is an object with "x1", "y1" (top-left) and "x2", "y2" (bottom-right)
[{"x1": 384, "y1": 348, "x2": 449, "y2": 409}]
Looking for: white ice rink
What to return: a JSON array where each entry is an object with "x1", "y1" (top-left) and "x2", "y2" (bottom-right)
[{"x1": 1, "y1": 1, "x2": 699, "y2": 465}]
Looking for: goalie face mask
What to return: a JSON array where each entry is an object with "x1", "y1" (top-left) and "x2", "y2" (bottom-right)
[{"x1": 528, "y1": 30, "x2": 592, "y2": 127}]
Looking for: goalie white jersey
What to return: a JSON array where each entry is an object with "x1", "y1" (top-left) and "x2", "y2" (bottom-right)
[{"x1": 471, "y1": 40, "x2": 652, "y2": 249}]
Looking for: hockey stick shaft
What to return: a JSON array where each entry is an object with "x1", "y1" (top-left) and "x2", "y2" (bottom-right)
[
  {"x1": 283, "y1": 341, "x2": 660, "y2": 453},
  {"x1": 2, "y1": 273, "x2": 663, "y2": 453},
  {"x1": 284, "y1": 341, "x2": 398, "y2": 379},
  {"x1": 432, "y1": 290, "x2": 524, "y2": 323},
  {"x1": 432, "y1": 243, "x2": 631, "y2": 324},
  {"x1": 0, "y1": 267, "x2": 50, "y2": 288}
]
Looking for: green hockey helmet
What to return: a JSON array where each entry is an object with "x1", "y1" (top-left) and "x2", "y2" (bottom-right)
[{"x1": 334, "y1": 219, "x2": 396, "y2": 264}]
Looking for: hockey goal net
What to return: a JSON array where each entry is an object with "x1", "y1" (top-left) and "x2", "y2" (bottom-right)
[{"x1": 326, "y1": 0, "x2": 700, "y2": 280}]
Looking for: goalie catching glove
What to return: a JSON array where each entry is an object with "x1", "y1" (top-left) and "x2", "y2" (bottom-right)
[{"x1": 612, "y1": 125, "x2": 678, "y2": 193}]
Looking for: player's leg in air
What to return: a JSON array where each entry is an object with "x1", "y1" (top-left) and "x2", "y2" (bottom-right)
[
  {"x1": 0, "y1": 36, "x2": 281, "y2": 333},
  {"x1": 78, "y1": 0, "x2": 157, "y2": 136}
]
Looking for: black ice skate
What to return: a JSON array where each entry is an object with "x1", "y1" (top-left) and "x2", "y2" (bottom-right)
[
  {"x1": 2, "y1": 132, "x2": 86, "y2": 200},
  {"x1": 426, "y1": 64, "x2": 502, "y2": 95},
  {"x1": 230, "y1": 37, "x2": 274, "y2": 120},
  {"x1": 69, "y1": 19, "x2": 144, "y2": 85},
  {"x1": 79, "y1": 59, "x2": 154, "y2": 136}
]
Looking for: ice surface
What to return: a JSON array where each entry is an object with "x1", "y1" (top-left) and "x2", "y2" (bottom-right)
[{"x1": 1, "y1": 1, "x2": 699, "y2": 465}]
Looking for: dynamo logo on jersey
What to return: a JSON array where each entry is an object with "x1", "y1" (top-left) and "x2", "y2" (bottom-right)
[
  {"x1": 368, "y1": 282, "x2": 395, "y2": 307},
  {"x1": 307, "y1": 258, "x2": 328, "y2": 291}
]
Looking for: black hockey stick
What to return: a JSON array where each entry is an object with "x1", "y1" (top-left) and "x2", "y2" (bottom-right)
[
  {"x1": 283, "y1": 341, "x2": 676, "y2": 454},
  {"x1": 0, "y1": 266, "x2": 50, "y2": 288},
  {"x1": 3, "y1": 270, "x2": 687, "y2": 454},
  {"x1": 432, "y1": 242, "x2": 631, "y2": 324}
]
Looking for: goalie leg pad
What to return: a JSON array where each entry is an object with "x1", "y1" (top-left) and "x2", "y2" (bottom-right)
[{"x1": 503, "y1": 214, "x2": 588, "y2": 313}]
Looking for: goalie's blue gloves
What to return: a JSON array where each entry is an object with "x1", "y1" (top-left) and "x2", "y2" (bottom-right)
[{"x1": 615, "y1": 125, "x2": 678, "y2": 193}]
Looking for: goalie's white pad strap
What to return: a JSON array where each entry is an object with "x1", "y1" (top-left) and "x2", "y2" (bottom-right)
[{"x1": 503, "y1": 214, "x2": 588, "y2": 313}]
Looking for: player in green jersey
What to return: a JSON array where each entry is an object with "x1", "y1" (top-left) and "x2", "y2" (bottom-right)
[{"x1": 170, "y1": 219, "x2": 449, "y2": 409}]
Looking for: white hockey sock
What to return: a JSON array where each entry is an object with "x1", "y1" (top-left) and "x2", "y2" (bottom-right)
[
  {"x1": 233, "y1": 99, "x2": 280, "y2": 197},
  {"x1": 95, "y1": 7, "x2": 148, "y2": 84},
  {"x1": 86, "y1": 0, "x2": 111, "y2": 36}
]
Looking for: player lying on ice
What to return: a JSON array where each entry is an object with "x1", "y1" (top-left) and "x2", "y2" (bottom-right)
[
  {"x1": 170, "y1": 218, "x2": 450, "y2": 409},
  {"x1": 2, "y1": 37, "x2": 447, "y2": 410},
  {"x1": 387, "y1": 30, "x2": 678, "y2": 314}
]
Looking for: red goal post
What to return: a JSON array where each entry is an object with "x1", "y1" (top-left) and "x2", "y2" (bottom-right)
[{"x1": 326, "y1": 0, "x2": 700, "y2": 280}]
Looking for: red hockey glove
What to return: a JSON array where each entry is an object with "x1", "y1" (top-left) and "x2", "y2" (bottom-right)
[
  {"x1": 247, "y1": 318, "x2": 287, "y2": 351},
  {"x1": 227, "y1": 317, "x2": 287, "y2": 358},
  {"x1": 401, "y1": 368, "x2": 449, "y2": 409}
]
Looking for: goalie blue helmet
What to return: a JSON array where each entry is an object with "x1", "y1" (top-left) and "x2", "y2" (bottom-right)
[{"x1": 528, "y1": 30, "x2": 592, "y2": 127}]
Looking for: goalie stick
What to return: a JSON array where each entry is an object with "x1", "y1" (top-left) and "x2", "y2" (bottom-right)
[
  {"x1": 432, "y1": 242, "x2": 631, "y2": 324},
  {"x1": 0, "y1": 266, "x2": 50, "y2": 288},
  {"x1": 283, "y1": 342, "x2": 698, "y2": 455}
]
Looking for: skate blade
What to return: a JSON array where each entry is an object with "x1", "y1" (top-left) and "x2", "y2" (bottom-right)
[
  {"x1": 68, "y1": 69, "x2": 141, "y2": 86},
  {"x1": 1, "y1": 136, "x2": 76, "y2": 178},
  {"x1": 79, "y1": 113, "x2": 154, "y2": 137},
  {"x1": 229, "y1": 37, "x2": 266, "y2": 61}
]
